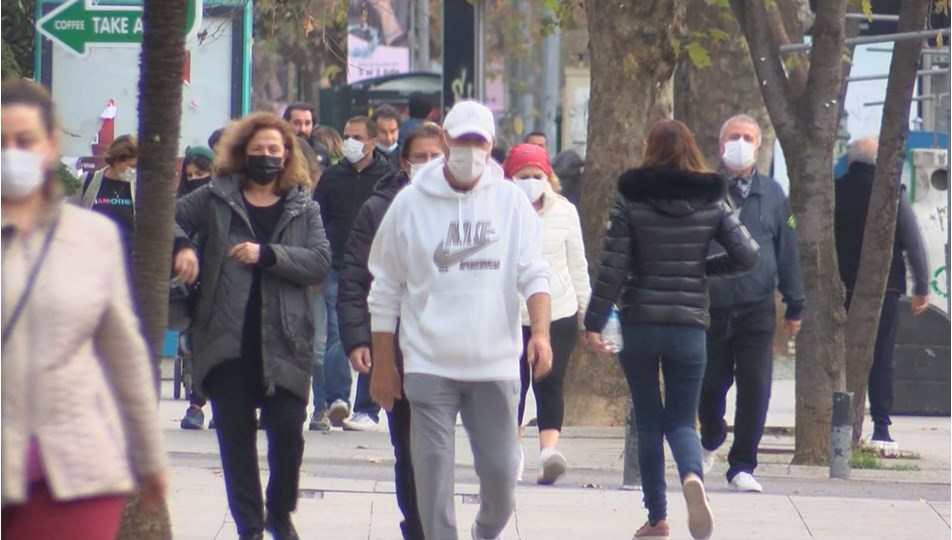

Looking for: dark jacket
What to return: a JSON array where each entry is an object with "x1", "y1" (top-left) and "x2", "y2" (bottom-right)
[
  {"x1": 175, "y1": 176, "x2": 331, "y2": 401},
  {"x1": 584, "y1": 168, "x2": 760, "y2": 332},
  {"x1": 834, "y1": 162, "x2": 929, "y2": 296},
  {"x1": 313, "y1": 154, "x2": 394, "y2": 270},
  {"x1": 707, "y1": 171, "x2": 806, "y2": 319},
  {"x1": 553, "y1": 149, "x2": 584, "y2": 209},
  {"x1": 338, "y1": 170, "x2": 409, "y2": 355}
]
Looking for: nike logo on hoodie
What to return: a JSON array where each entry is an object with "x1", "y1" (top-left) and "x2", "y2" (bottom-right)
[{"x1": 433, "y1": 237, "x2": 499, "y2": 270}]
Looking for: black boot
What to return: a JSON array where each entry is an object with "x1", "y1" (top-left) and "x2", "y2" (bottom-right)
[{"x1": 265, "y1": 512, "x2": 299, "y2": 540}]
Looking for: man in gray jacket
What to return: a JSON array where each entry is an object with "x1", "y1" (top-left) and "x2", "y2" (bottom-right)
[{"x1": 699, "y1": 115, "x2": 806, "y2": 493}]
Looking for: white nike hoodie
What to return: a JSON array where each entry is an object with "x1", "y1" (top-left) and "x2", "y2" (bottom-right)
[{"x1": 368, "y1": 156, "x2": 550, "y2": 381}]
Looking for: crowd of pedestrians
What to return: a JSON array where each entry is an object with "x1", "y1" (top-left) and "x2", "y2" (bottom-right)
[{"x1": 1, "y1": 78, "x2": 932, "y2": 540}]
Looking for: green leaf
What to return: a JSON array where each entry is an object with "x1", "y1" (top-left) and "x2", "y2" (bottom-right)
[
  {"x1": 861, "y1": 0, "x2": 873, "y2": 21},
  {"x1": 708, "y1": 28, "x2": 730, "y2": 42},
  {"x1": 686, "y1": 41, "x2": 711, "y2": 69}
]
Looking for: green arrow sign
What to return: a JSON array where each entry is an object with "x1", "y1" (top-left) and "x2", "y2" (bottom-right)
[{"x1": 37, "y1": 0, "x2": 202, "y2": 57}]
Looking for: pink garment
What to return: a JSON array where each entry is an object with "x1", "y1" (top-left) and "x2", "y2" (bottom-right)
[{"x1": 25, "y1": 438, "x2": 44, "y2": 484}]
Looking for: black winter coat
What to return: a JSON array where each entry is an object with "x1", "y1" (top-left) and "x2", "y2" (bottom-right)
[
  {"x1": 337, "y1": 170, "x2": 409, "y2": 355},
  {"x1": 584, "y1": 168, "x2": 760, "y2": 332},
  {"x1": 175, "y1": 176, "x2": 331, "y2": 401},
  {"x1": 834, "y1": 162, "x2": 929, "y2": 296},
  {"x1": 313, "y1": 154, "x2": 395, "y2": 270}
]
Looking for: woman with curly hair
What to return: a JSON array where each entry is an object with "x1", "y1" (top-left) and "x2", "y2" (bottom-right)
[{"x1": 172, "y1": 112, "x2": 331, "y2": 540}]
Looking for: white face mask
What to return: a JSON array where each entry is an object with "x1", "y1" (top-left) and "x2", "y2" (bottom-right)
[
  {"x1": 722, "y1": 139, "x2": 758, "y2": 172},
  {"x1": 2, "y1": 149, "x2": 46, "y2": 200},
  {"x1": 513, "y1": 176, "x2": 546, "y2": 202},
  {"x1": 342, "y1": 138, "x2": 367, "y2": 164},
  {"x1": 446, "y1": 146, "x2": 488, "y2": 185},
  {"x1": 120, "y1": 167, "x2": 137, "y2": 183}
]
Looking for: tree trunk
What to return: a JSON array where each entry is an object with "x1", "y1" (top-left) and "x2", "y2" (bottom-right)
[
  {"x1": 563, "y1": 0, "x2": 687, "y2": 426},
  {"x1": 844, "y1": 0, "x2": 931, "y2": 444},
  {"x1": 674, "y1": 0, "x2": 775, "y2": 174},
  {"x1": 118, "y1": 0, "x2": 188, "y2": 538},
  {"x1": 730, "y1": 0, "x2": 849, "y2": 464}
]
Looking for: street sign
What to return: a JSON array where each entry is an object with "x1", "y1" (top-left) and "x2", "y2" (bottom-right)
[{"x1": 37, "y1": 0, "x2": 202, "y2": 57}]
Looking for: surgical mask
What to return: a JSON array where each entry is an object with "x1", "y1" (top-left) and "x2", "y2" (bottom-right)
[
  {"x1": 1, "y1": 149, "x2": 46, "y2": 200},
  {"x1": 377, "y1": 141, "x2": 398, "y2": 154},
  {"x1": 722, "y1": 139, "x2": 757, "y2": 172},
  {"x1": 446, "y1": 146, "x2": 488, "y2": 185},
  {"x1": 514, "y1": 176, "x2": 546, "y2": 202},
  {"x1": 120, "y1": 167, "x2": 137, "y2": 183},
  {"x1": 409, "y1": 162, "x2": 427, "y2": 180},
  {"x1": 244, "y1": 155, "x2": 284, "y2": 185},
  {"x1": 343, "y1": 138, "x2": 367, "y2": 164}
]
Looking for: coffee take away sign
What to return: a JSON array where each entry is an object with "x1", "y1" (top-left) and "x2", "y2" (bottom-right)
[{"x1": 37, "y1": 0, "x2": 202, "y2": 57}]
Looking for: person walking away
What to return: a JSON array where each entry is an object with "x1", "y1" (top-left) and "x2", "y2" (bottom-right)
[
  {"x1": 177, "y1": 145, "x2": 216, "y2": 430},
  {"x1": 313, "y1": 115, "x2": 394, "y2": 431},
  {"x1": 585, "y1": 119, "x2": 759, "y2": 540},
  {"x1": 698, "y1": 115, "x2": 806, "y2": 493},
  {"x1": 503, "y1": 143, "x2": 590, "y2": 486},
  {"x1": 834, "y1": 137, "x2": 930, "y2": 453},
  {"x1": 398, "y1": 93, "x2": 434, "y2": 145},
  {"x1": 172, "y1": 112, "x2": 331, "y2": 540},
  {"x1": 1, "y1": 79, "x2": 167, "y2": 540},
  {"x1": 368, "y1": 100, "x2": 553, "y2": 540},
  {"x1": 338, "y1": 123, "x2": 445, "y2": 539},
  {"x1": 78, "y1": 134, "x2": 137, "y2": 269},
  {"x1": 373, "y1": 104, "x2": 403, "y2": 168},
  {"x1": 312, "y1": 125, "x2": 344, "y2": 166}
]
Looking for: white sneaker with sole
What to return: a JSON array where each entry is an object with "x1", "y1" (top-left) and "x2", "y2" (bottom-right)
[
  {"x1": 537, "y1": 447, "x2": 567, "y2": 485},
  {"x1": 328, "y1": 399, "x2": 350, "y2": 428},
  {"x1": 729, "y1": 472, "x2": 763, "y2": 493},
  {"x1": 701, "y1": 448, "x2": 717, "y2": 475},
  {"x1": 342, "y1": 412, "x2": 379, "y2": 432},
  {"x1": 682, "y1": 474, "x2": 713, "y2": 540}
]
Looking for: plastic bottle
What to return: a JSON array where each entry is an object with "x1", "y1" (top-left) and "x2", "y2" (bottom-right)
[{"x1": 602, "y1": 309, "x2": 624, "y2": 353}]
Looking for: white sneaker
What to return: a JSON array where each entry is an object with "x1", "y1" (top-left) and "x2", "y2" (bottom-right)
[
  {"x1": 471, "y1": 522, "x2": 503, "y2": 540},
  {"x1": 701, "y1": 448, "x2": 717, "y2": 475},
  {"x1": 537, "y1": 447, "x2": 567, "y2": 485},
  {"x1": 728, "y1": 472, "x2": 763, "y2": 493},
  {"x1": 516, "y1": 446, "x2": 525, "y2": 482},
  {"x1": 682, "y1": 474, "x2": 714, "y2": 540},
  {"x1": 328, "y1": 399, "x2": 350, "y2": 428},
  {"x1": 342, "y1": 412, "x2": 379, "y2": 432}
]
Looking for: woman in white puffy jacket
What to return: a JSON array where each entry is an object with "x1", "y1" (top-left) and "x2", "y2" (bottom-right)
[{"x1": 504, "y1": 143, "x2": 591, "y2": 486}]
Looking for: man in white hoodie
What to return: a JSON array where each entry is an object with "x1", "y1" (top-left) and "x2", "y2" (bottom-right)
[{"x1": 367, "y1": 100, "x2": 553, "y2": 540}]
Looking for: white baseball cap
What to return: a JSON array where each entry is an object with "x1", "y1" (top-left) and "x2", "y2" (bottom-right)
[{"x1": 442, "y1": 100, "x2": 496, "y2": 142}]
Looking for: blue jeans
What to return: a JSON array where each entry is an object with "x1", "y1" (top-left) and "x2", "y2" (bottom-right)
[
  {"x1": 322, "y1": 269, "x2": 352, "y2": 406},
  {"x1": 311, "y1": 289, "x2": 327, "y2": 411},
  {"x1": 618, "y1": 323, "x2": 706, "y2": 525},
  {"x1": 353, "y1": 373, "x2": 381, "y2": 421}
]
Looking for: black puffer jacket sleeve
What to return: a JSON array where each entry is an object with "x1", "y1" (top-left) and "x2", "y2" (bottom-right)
[
  {"x1": 705, "y1": 201, "x2": 760, "y2": 277},
  {"x1": 267, "y1": 199, "x2": 332, "y2": 286},
  {"x1": 338, "y1": 196, "x2": 385, "y2": 355},
  {"x1": 584, "y1": 198, "x2": 632, "y2": 333}
]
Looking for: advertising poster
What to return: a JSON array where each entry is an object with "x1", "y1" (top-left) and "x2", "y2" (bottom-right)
[{"x1": 347, "y1": 0, "x2": 411, "y2": 83}]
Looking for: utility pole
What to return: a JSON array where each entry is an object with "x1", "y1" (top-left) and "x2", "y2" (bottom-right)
[
  {"x1": 518, "y1": 0, "x2": 536, "y2": 137},
  {"x1": 539, "y1": 8, "x2": 560, "y2": 154}
]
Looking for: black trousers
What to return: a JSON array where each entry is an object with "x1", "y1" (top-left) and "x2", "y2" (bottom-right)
[
  {"x1": 387, "y1": 378, "x2": 424, "y2": 540},
  {"x1": 698, "y1": 299, "x2": 775, "y2": 481},
  {"x1": 517, "y1": 315, "x2": 579, "y2": 431},
  {"x1": 845, "y1": 291, "x2": 901, "y2": 427},
  {"x1": 205, "y1": 358, "x2": 307, "y2": 536}
]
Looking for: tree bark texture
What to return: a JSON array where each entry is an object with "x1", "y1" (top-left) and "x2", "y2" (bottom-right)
[
  {"x1": 118, "y1": 0, "x2": 187, "y2": 538},
  {"x1": 563, "y1": 0, "x2": 687, "y2": 426},
  {"x1": 844, "y1": 0, "x2": 930, "y2": 444},
  {"x1": 730, "y1": 0, "x2": 849, "y2": 465},
  {"x1": 674, "y1": 0, "x2": 776, "y2": 175}
]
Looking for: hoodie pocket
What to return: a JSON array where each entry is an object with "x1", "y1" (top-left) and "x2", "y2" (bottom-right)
[{"x1": 417, "y1": 290, "x2": 512, "y2": 365}]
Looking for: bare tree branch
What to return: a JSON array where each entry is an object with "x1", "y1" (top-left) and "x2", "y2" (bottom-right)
[
  {"x1": 801, "y1": 0, "x2": 849, "y2": 132},
  {"x1": 769, "y1": 0, "x2": 810, "y2": 95}
]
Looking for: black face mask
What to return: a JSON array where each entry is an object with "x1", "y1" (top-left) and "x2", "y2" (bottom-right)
[
  {"x1": 244, "y1": 155, "x2": 284, "y2": 185},
  {"x1": 183, "y1": 176, "x2": 211, "y2": 194}
]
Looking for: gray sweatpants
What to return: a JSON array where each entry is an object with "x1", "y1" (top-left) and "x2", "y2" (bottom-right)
[{"x1": 403, "y1": 373, "x2": 520, "y2": 540}]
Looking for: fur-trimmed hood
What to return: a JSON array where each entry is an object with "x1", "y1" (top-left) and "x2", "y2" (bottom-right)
[{"x1": 617, "y1": 167, "x2": 727, "y2": 216}]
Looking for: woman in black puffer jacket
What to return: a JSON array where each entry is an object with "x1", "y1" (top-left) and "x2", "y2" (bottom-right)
[{"x1": 584, "y1": 119, "x2": 759, "y2": 540}]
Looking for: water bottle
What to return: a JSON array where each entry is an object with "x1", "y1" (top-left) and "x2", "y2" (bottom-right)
[{"x1": 602, "y1": 309, "x2": 623, "y2": 353}]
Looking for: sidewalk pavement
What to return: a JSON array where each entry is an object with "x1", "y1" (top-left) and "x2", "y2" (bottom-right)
[{"x1": 160, "y1": 358, "x2": 951, "y2": 539}]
